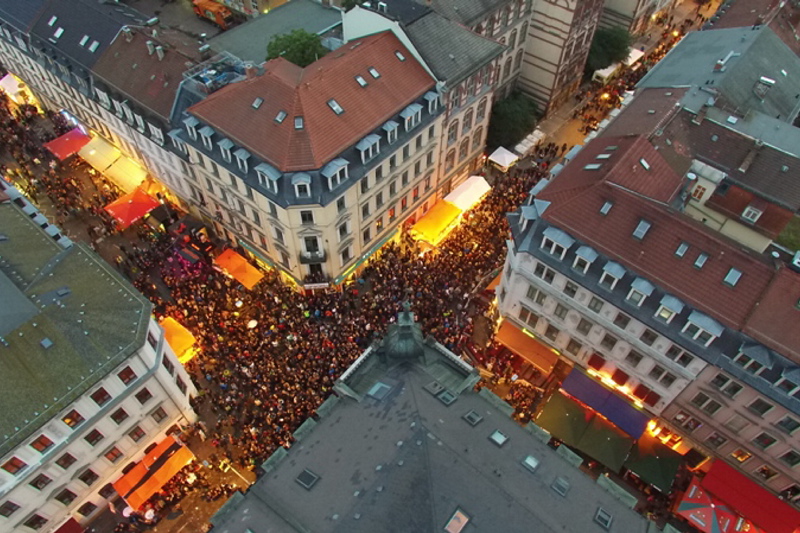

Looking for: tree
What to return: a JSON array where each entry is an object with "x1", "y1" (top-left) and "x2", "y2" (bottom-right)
[
  {"x1": 585, "y1": 27, "x2": 633, "y2": 76},
  {"x1": 341, "y1": 0, "x2": 360, "y2": 11},
  {"x1": 266, "y1": 30, "x2": 328, "y2": 68},
  {"x1": 485, "y1": 91, "x2": 538, "y2": 152}
]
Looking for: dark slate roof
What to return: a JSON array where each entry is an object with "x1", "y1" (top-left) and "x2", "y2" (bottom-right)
[
  {"x1": 209, "y1": 0, "x2": 342, "y2": 64},
  {"x1": 0, "y1": 189, "x2": 152, "y2": 458},
  {"x1": 29, "y1": 0, "x2": 147, "y2": 68},
  {"x1": 405, "y1": 10, "x2": 504, "y2": 86},
  {"x1": 0, "y1": 0, "x2": 48, "y2": 33},
  {"x1": 363, "y1": 0, "x2": 432, "y2": 25},
  {"x1": 210, "y1": 323, "x2": 648, "y2": 533},
  {"x1": 637, "y1": 26, "x2": 800, "y2": 123},
  {"x1": 426, "y1": 0, "x2": 511, "y2": 26}
]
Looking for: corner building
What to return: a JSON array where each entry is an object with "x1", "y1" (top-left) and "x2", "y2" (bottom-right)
[{"x1": 0, "y1": 184, "x2": 197, "y2": 533}]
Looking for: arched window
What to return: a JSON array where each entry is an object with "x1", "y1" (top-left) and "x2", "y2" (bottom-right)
[
  {"x1": 514, "y1": 49, "x2": 524, "y2": 70},
  {"x1": 477, "y1": 97, "x2": 488, "y2": 121},
  {"x1": 445, "y1": 149, "x2": 456, "y2": 171},
  {"x1": 472, "y1": 126, "x2": 484, "y2": 150},
  {"x1": 459, "y1": 138, "x2": 470, "y2": 161},
  {"x1": 447, "y1": 120, "x2": 459, "y2": 144},
  {"x1": 521, "y1": 21, "x2": 528, "y2": 37},
  {"x1": 509, "y1": 29, "x2": 518, "y2": 49},
  {"x1": 503, "y1": 57, "x2": 513, "y2": 80},
  {"x1": 462, "y1": 108, "x2": 474, "y2": 135}
]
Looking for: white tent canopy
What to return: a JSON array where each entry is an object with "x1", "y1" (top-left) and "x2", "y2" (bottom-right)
[
  {"x1": 444, "y1": 175, "x2": 492, "y2": 212},
  {"x1": 488, "y1": 146, "x2": 519, "y2": 170}
]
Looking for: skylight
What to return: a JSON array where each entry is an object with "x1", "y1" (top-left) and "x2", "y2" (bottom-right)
[
  {"x1": 48, "y1": 16, "x2": 58, "y2": 26},
  {"x1": 368, "y1": 67, "x2": 381, "y2": 79},
  {"x1": 522, "y1": 455, "x2": 540, "y2": 473},
  {"x1": 327, "y1": 99, "x2": 344, "y2": 115},
  {"x1": 295, "y1": 469, "x2": 319, "y2": 490},
  {"x1": 632, "y1": 220, "x2": 651, "y2": 240},
  {"x1": 551, "y1": 477, "x2": 570, "y2": 497},
  {"x1": 53, "y1": 27, "x2": 64, "y2": 39},
  {"x1": 88, "y1": 41, "x2": 99, "y2": 53},
  {"x1": 675, "y1": 242, "x2": 689, "y2": 257},
  {"x1": 355, "y1": 75, "x2": 367, "y2": 87},
  {"x1": 275, "y1": 110, "x2": 287, "y2": 123},
  {"x1": 444, "y1": 509, "x2": 470, "y2": 533},
  {"x1": 251, "y1": 97, "x2": 263, "y2": 109},
  {"x1": 639, "y1": 158, "x2": 650, "y2": 170},
  {"x1": 600, "y1": 201, "x2": 613, "y2": 215},
  {"x1": 584, "y1": 163, "x2": 602, "y2": 170},
  {"x1": 596, "y1": 153, "x2": 611, "y2": 160},
  {"x1": 79, "y1": 35, "x2": 89, "y2": 47},
  {"x1": 594, "y1": 508, "x2": 613, "y2": 530},
  {"x1": 695, "y1": 252, "x2": 709, "y2": 269},
  {"x1": 488, "y1": 430, "x2": 508, "y2": 447},
  {"x1": 395, "y1": 50, "x2": 406, "y2": 61},
  {"x1": 463, "y1": 410, "x2": 483, "y2": 427},
  {"x1": 724, "y1": 267, "x2": 742, "y2": 287},
  {"x1": 294, "y1": 116, "x2": 304, "y2": 130}
]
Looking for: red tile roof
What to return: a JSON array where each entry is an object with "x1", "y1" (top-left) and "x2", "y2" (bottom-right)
[
  {"x1": 601, "y1": 88, "x2": 687, "y2": 139},
  {"x1": 539, "y1": 135, "x2": 776, "y2": 330},
  {"x1": 743, "y1": 266, "x2": 800, "y2": 361},
  {"x1": 712, "y1": 0, "x2": 800, "y2": 57},
  {"x1": 188, "y1": 31, "x2": 436, "y2": 171},
  {"x1": 705, "y1": 184, "x2": 794, "y2": 238},
  {"x1": 93, "y1": 29, "x2": 198, "y2": 121}
]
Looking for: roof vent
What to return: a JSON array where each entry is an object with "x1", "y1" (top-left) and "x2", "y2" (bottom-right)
[
  {"x1": 437, "y1": 390, "x2": 457, "y2": 406},
  {"x1": 377, "y1": 1, "x2": 387, "y2": 12},
  {"x1": 424, "y1": 381, "x2": 445, "y2": 396},
  {"x1": 295, "y1": 469, "x2": 320, "y2": 490},
  {"x1": 488, "y1": 430, "x2": 508, "y2": 447},
  {"x1": 551, "y1": 477, "x2": 570, "y2": 497},
  {"x1": 146, "y1": 40, "x2": 155, "y2": 55},
  {"x1": 462, "y1": 410, "x2": 483, "y2": 426},
  {"x1": 56, "y1": 287, "x2": 71, "y2": 298},
  {"x1": 40, "y1": 338, "x2": 53, "y2": 349}
]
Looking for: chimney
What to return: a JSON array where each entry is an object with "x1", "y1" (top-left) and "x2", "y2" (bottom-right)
[
  {"x1": 122, "y1": 26, "x2": 132, "y2": 42},
  {"x1": 198, "y1": 43, "x2": 211, "y2": 60},
  {"x1": 713, "y1": 60, "x2": 725, "y2": 71},
  {"x1": 155, "y1": 45, "x2": 165, "y2": 61},
  {"x1": 146, "y1": 40, "x2": 155, "y2": 55},
  {"x1": 244, "y1": 62, "x2": 258, "y2": 79}
]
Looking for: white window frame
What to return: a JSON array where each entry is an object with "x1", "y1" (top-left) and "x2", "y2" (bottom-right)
[
  {"x1": 185, "y1": 123, "x2": 197, "y2": 141},
  {"x1": 732, "y1": 352, "x2": 766, "y2": 375},
  {"x1": 387, "y1": 127, "x2": 397, "y2": 144},
  {"x1": 599, "y1": 271, "x2": 619, "y2": 291},
  {"x1": 220, "y1": 144, "x2": 231, "y2": 163},
  {"x1": 541, "y1": 237, "x2": 566, "y2": 260},
  {"x1": 95, "y1": 88, "x2": 111, "y2": 109},
  {"x1": 337, "y1": 220, "x2": 351, "y2": 243},
  {"x1": 405, "y1": 108, "x2": 422, "y2": 131},
  {"x1": 626, "y1": 289, "x2": 645, "y2": 306},
  {"x1": 682, "y1": 321, "x2": 716, "y2": 347},
  {"x1": 742, "y1": 205, "x2": 763, "y2": 223},
  {"x1": 294, "y1": 182, "x2": 310, "y2": 198},
  {"x1": 776, "y1": 378, "x2": 800, "y2": 395},
  {"x1": 655, "y1": 305, "x2": 676, "y2": 323},
  {"x1": 359, "y1": 139, "x2": 380, "y2": 164},
  {"x1": 573, "y1": 256, "x2": 590, "y2": 273},
  {"x1": 327, "y1": 165, "x2": 348, "y2": 190},
  {"x1": 133, "y1": 114, "x2": 145, "y2": 133},
  {"x1": 112, "y1": 99, "x2": 124, "y2": 118},
  {"x1": 148, "y1": 123, "x2": 164, "y2": 145},
  {"x1": 200, "y1": 131, "x2": 213, "y2": 151},
  {"x1": 427, "y1": 94, "x2": 439, "y2": 114}
]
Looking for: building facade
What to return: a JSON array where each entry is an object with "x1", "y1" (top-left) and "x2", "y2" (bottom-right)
[
  {"x1": 599, "y1": 0, "x2": 675, "y2": 35},
  {"x1": 0, "y1": 183, "x2": 197, "y2": 533}
]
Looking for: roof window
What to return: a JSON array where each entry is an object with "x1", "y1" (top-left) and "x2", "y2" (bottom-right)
[
  {"x1": 88, "y1": 41, "x2": 99, "y2": 53},
  {"x1": 676, "y1": 242, "x2": 689, "y2": 257},
  {"x1": 694, "y1": 252, "x2": 708, "y2": 269},
  {"x1": 488, "y1": 430, "x2": 508, "y2": 447},
  {"x1": 551, "y1": 477, "x2": 570, "y2": 497},
  {"x1": 632, "y1": 219, "x2": 651, "y2": 240},
  {"x1": 79, "y1": 35, "x2": 89, "y2": 47},
  {"x1": 355, "y1": 75, "x2": 367, "y2": 87},
  {"x1": 48, "y1": 16, "x2": 58, "y2": 26},
  {"x1": 522, "y1": 455, "x2": 540, "y2": 473},
  {"x1": 275, "y1": 110, "x2": 287, "y2": 123},
  {"x1": 251, "y1": 97, "x2": 263, "y2": 109},
  {"x1": 596, "y1": 153, "x2": 611, "y2": 160},
  {"x1": 327, "y1": 99, "x2": 344, "y2": 115},
  {"x1": 724, "y1": 268, "x2": 742, "y2": 287},
  {"x1": 639, "y1": 158, "x2": 650, "y2": 170},
  {"x1": 395, "y1": 50, "x2": 406, "y2": 61},
  {"x1": 53, "y1": 27, "x2": 64, "y2": 39},
  {"x1": 295, "y1": 469, "x2": 319, "y2": 490},
  {"x1": 444, "y1": 509, "x2": 470, "y2": 533},
  {"x1": 368, "y1": 67, "x2": 380, "y2": 78},
  {"x1": 462, "y1": 410, "x2": 483, "y2": 426},
  {"x1": 584, "y1": 163, "x2": 602, "y2": 170},
  {"x1": 594, "y1": 508, "x2": 613, "y2": 530},
  {"x1": 600, "y1": 201, "x2": 613, "y2": 215},
  {"x1": 294, "y1": 116, "x2": 304, "y2": 130}
]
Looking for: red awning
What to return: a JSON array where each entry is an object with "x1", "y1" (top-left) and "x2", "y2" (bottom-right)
[
  {"x1": 104, "y1": 187, "x2": 160, "y2": 228},
  {"x1": 701, "y1": 461, "x2": 800, "y2": 533},
  {"x1": 43, "y1": 128, "x2": 91, "y2": 160},
  {"x1": 113, "y1": 436, "x2": 195, "y2": 510},
  {"x1": 53, "y1": 518, "x2": 84, "y2": 533}
]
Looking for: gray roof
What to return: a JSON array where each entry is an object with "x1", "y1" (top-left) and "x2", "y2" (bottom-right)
[
  {"x1": 29, "y1": 0, "x2": 147, "y2": 68},
  {"x1": 0, "y1": 0, "x2": 48, "y2": 33},
  {"x1": 637, "y1": 26, "x2": 800, "y2": 123},
  {"x1": 405, "y1": 10, "x2": 504, "y2": 86},
  {"x1": 427, "y1": 0, "x2": 511, "y2": 26},
  {"x1": 208, "y1": 0, "x2": 342, "y2": 64},
  {"x1": 211, "y1": 310, "x2": 648, "y2": 533},
  {"x1": 0, "y1": 194, "x2": 152, "y2": 457}
]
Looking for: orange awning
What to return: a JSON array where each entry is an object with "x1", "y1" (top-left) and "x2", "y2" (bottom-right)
[
  {"x1": 486, "y1": 273, "x2": 502, "y2": 292},
  {"x1": 159, "y1": 317, "x2": 197, "y2": 364},
  {"x1": 113, "y1": 437, "x2": 195, "y2": 510},
  {"x1": 495, "y1": 320, "x2": 559, "y2": 373},
  {"x1": 409, "y1": 200, "x2": 462, "y2": 246},
  {"x1": 214, "y1": 248, "x2": 264, "y2": 290}
]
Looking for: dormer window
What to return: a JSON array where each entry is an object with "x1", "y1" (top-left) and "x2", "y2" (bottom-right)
[
  {"x1": 400, "y1": 103, "x2": 423, "y2": 131},
  {"x1": 573, "y1": 245, "x2": 597, "y2": 274},
  {"x1": 356, "y1": 134, "x2": 381, "y2": 164},
  {"x1": 683, "y1": 311, "x2": 723, "y2": 347},
  {"x1": 95, "y1": 88, "x2": 111, "y2": 109},
  {"x1": 383, "y1": 120, "x2": 399, "y2": 144},
  {"x1": 292, "y1": 173, "x2": 311, "y2": 198},
  {"x1": 541, "y1": 227, "x2": 574, "y2": 260},
  {"x1": 424, "y1": 91, "x2": 440, "y2": 114},
  {"x1": 199, "y1": 126, "x2": 214, "y2": 150},
  {"x1": 656, "y1": 295, "x2": 683, "y2": 323},
  {"x1": 327, "y1": 99, "x2": 344, "y2": 115},
  {"x1": 183, "y1": 116, "x2": 199, "y2": 140},
  {"x1": 627, "y1": 278, "x2": 654, "y2": 307},
  {"x1": 218, "y1": 138, "x2": 234, "y2": 163},
  {"x1": 742, "y1": 205, "x2": 762, "y2": 224},
  {"x1": 234, "y1": 148, "x2": 250, "y2": 174},
  {"x1": 600, "y1": 261, "x2": 625, "y2": 291},
  {"x1": 255, "y1": 162, "x2": 281, "y2": 194},
  {"x1": 321, "y1": 158, "x2": 349, "y2": 190}
]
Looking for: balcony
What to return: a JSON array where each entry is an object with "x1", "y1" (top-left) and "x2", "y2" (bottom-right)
[{"x1": 299, "y1": 249, "x2": 327, "y2": 264}]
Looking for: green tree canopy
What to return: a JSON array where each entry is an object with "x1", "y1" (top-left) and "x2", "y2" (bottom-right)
[
  {"x1": 486, "y1": 91, "x2": 538, "y2": 151},
  {"x1": 585, "y1": 27, "x2": 633, "y2": 75},
  {"x1": 266, "y1": 29, "x2": 328, "y2": 68},
  {"x1": 341, "y1": 0, "x2": 359, "y2": 11}
]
